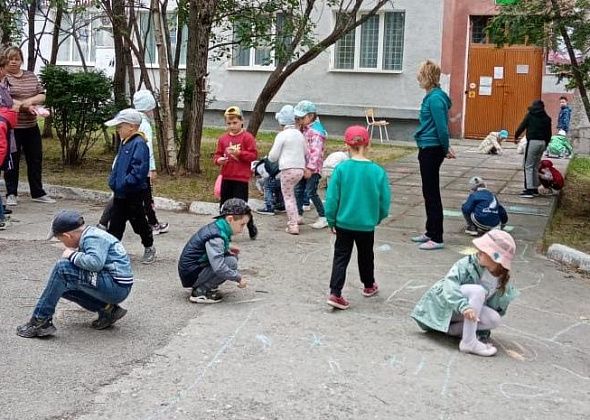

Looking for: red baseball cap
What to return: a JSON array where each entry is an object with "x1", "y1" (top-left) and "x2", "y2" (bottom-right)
[{"x1": 344, "y1": 125, "x2": 370, "y2": 146}]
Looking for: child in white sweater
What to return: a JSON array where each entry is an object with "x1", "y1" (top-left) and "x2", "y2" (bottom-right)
[{"x1": 268, "y1": 105, "x2": 308, "y2": 235}]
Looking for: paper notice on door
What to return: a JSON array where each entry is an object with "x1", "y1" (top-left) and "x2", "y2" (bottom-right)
[
  {"x1": 516, "y1": 64, "x2": 529, "y2": 74},
  {"x1": 479, "y1": 76, "x2": 493, "y2": 96},
  {"x1": 494, "y1": 66, "x2": 504, "y2": 79}
]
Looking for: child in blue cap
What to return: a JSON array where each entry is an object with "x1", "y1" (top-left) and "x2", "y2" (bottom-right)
[{"x1": 478, "y1": 130, "x2": 508, "y2": 155}]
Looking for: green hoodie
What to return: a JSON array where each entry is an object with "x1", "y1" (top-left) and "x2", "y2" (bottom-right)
[{"x1": 414, "y1": 87, "x2": 452, "y2": 153}]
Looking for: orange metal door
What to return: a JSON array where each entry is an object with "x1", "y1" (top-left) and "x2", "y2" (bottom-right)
[{"x1": 464, "y1": 45, "x2": 543, "y2": 139}]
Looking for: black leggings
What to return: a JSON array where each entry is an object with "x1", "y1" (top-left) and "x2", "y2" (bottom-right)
[
  {"x1": 418, "y1": 146, "x2": 445, "y2": 243},
  {"x1": 4, "y1": 125, "x2": 46, "y2": 198},
  {"x1": 329, "y1": 227, "x2": 375, "y2": 296}
]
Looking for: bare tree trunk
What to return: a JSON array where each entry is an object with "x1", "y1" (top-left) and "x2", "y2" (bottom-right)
[
  {"x1": 181, "y1": 0, "x2": 218, "y2": 174},
  {"x1": 109, "y1": 0, "x2": 127, "y2": 106},
  {"x1": 42, "y1": 5, "x2": 63, "y2": 138},
  {"x1": 151, "y1": 0, "x2": 177, "y2": 172},
  {"x1": 26, "y1": 0, "x2": 37, "y2": 71}
]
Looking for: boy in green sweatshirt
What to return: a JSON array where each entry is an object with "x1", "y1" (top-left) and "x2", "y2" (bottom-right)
[{"x1": 325, "y1": 126, "x2": 391, "y2": 310}]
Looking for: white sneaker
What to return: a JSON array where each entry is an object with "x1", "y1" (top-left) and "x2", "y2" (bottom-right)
[
  {"x1": 311, "y1": 217, "x2": 328, "y2": 229},
  {"x1": 32, "y1": 195, "x2": 56, "y2": 204},
  {"x1": 459, "y1": 339, "x2": 497, "y2": 357},
  {"x1": 302, "y1": 204, "x2": 312, "y2": 211},
  {"x1": 6, "y1": 195, "x2": 17, "y2": 206}
]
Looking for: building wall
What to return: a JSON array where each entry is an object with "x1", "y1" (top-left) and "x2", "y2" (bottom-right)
[{"x1": 441, "y1": 0, "x2": 571, "y2": 138}]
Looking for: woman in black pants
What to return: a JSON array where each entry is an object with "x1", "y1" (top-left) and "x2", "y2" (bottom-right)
[
  {"x1": 3, "y1": 46, "x2": 55, "y2": 206},
  {"x1": 412, "y1": 60, "x2": 455, "y2": 250}
]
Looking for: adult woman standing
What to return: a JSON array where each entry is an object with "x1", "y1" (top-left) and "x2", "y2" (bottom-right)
[
  {"x1": 3, "y1": 46, "x2": 54, "y2": 205},
  {"x1": 412, "y1": 60, "x2": 454, "y2": 250},
  {"x1": 514, "y1": 99, "x2": 552, "y2": 198}
]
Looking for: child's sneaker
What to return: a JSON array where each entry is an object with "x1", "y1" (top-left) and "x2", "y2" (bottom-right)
[
  {"x1": 0, "y1": 221, "x2": 6, "y2": 230},
  {"x1": 141, "y1": 246, "x2": 156, "y2": 264},
  {"x1": 327, "y1": 294, "x2": 350, "y2": 310},
  {"x1": 189, "y1": 288, "x2": 223, "y2": 304},
  {"x1": 16, "y1": 317, "x2": 57, "y2": 338},
  {"x1": 285, "y1": 225, "x2": 299, "y2": 235},
  {"x1": 255, "y1": 207, "x2": 275, "y2": 216},
  {"x1": 418, "y1": 240, "x2": 445, "y2": 250},
  {"x1": 302, "y1": 204, "x2": 312, "y2": 211},
  {"x1": 362, "y1": 282, "x2": 379, "y2": 297},
  {"x1": 157, "y1": 222, "x2": 169, "y2": 234},
  {"x1": 274, "y1": 206, "x2": 286, "y2": 214},
  {"x1": 459, "y1": 339, "x2": 497, "y2": 357},
  {"x1": 311, "y1": 217, "x2": 328, "y2": 229},
  {"x1": 464, "y1": 224, "x2": 479, "y2": 236},
  {"x1": 92, "y1": 304, "x2": 128, "y2": 330}
]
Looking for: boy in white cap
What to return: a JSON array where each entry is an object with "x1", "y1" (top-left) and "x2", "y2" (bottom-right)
[
  {"x1": 105, "y1": 108, "x2": 156, "y2": 263},
  {"x1": 133, "y1": 90, "x2": 169, "y2": 235},
  {"x1": 412, "y1": 230, "x2": 519, "y2": 356},
  {"x1": 16, "y1": 210, "x2": 133, "y2": 338}
]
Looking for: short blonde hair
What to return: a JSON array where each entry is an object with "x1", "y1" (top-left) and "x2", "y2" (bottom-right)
[
  {"x1": 417, "y1": 60, "x2": 441, "y2": 90},
  {"x1": 3, "y1": 46, "x2": 23, "y2": 62}
]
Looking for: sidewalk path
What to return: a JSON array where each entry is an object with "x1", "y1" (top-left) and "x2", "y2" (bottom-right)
[{"x1": 1, "y1": 142, "x2": 588, "y2": 420}]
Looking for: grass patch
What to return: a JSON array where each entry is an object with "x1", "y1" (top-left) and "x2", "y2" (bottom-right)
[
  {"x1": 37, "y1": 128, "x2": 413, "y2": 203},
  {"x1": 544, "y1": 155, "x2": 590, "y2": 254}
]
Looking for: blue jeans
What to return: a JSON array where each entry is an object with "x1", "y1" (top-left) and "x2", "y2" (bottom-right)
[
  {"x1": 33, "y1": 259, "x2": 132, "y2": 319},
  {"x1": 295, "y1": 173, "x2": 325, "y2": 217},
  {"x1": 263, "y1": 176, "x2": 283, "y2": 210}
]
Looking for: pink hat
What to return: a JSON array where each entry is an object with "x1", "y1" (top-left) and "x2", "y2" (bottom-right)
[
  {"x1": 344, "y1": 125, "x2": 370, "y2": 146},
  {"x1": 472, "y1": 229, "x2": 516, "y2": 270}
]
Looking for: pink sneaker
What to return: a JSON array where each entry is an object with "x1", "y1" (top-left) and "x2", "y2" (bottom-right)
[
  {"x1": 285, "y1": 225, "x2": 299, "y2": 235},
  {"x1": 362, "y1": 282, "x2": 379, "y2": 297},
  {"x1": 327, "y1": 294, "x2": 350, "y2": 310}
]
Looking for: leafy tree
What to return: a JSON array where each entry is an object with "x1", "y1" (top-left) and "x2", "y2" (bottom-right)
[
  {"x1": 40, "y1": 65, "x2": 116, "y2": 165},
  {"x1": 487, "y1": 0, "x2": 590, "y2": 123}
]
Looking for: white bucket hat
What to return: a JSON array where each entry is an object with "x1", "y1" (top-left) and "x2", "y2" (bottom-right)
[{"x1": 133, "y1": 90, "x2": 156, "y2": 112}]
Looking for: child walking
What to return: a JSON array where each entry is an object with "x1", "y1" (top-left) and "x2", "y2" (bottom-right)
[
  {"x1": 411, "y1": 230, "x2": 519, "y2": 356},
  {"x1": 214, "y1": 106, "x2": 258, "y2": 239},
  {"x1": 461, "y1": 176, "x2": 508, "y2": 236},
  {"x1": 294, "y1": 100, "x2": 328, "y2": 229},
  {"x1": 268, "y1": 105, "x2": 307, "y2": 234},
  {"x1": 178, "y1": 198, "x2": 249, "y2": 303},
  {"x1": 105, "y1": 108, "x2": 156, "y2": 264},
  {"x1": 325, "y1": 126, "x2": 391, "y2": 310}
]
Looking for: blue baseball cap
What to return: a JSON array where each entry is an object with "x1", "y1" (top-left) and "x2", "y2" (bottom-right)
[
  {"x1": 47, "y1": 210, "x2": 85, "y2": 239},
  {"x1": 499, "y1": 130, "x2": 509, "y2": 139},
  {"x1": 293, "y1": 100, "x2": 317, "y2": 118},
  {"x1": 275, "y1": 105, "x2": 295, "y2": 126}
]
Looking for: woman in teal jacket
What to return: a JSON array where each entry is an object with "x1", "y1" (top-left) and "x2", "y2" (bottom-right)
[
  {"x1": 412, "y1": 60, "x2": 455, "y2": 250},
  {"x1": 411, "y1": 230, "x2": 519, "y2": 357}
]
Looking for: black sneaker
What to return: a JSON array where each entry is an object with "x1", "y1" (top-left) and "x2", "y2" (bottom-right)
[
  {"x1": 464, "y1": 223, "x2": 478, "y2": 236},
  {"x1": 16, "y1": 317, "x2": 57, "y2": 338},
  {"x1": 274, "y1": 206, "x2": 286, "y2": 214},
  {"x1": 248, "y1": 224, "x2": 258, "y2": 240},
  {"x1": 519, "y1": 190, "x2": 534, "y2": 198},
  {"x1": 92, "y1": 304, "x2": 128, "y2": 330},
  {"x1": 189, "y1": 288, "x2": 223, "y2": 304},
  {"x1": 255, "y1": 207, "x2": 275, "y2": 216},
  {"x1": 3, "y1": 206, "x2": 12, "y2": 215}
]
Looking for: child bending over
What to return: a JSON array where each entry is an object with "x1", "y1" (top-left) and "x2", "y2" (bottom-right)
[{"x1": 461, "y1": 176, "x2": 508, "y2": 236}]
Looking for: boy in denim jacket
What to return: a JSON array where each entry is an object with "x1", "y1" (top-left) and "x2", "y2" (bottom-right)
[{"x1": 17, "y1": 210, "x2": 134, "y2": 338}]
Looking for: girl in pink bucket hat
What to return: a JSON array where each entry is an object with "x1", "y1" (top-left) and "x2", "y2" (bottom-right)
[{"x1": 411, "y1": 229, "x2": 519, "y2": 356}]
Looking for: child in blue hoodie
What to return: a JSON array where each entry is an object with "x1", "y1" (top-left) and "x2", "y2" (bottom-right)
[
  {"x1": 105, "y1": 109, "x2": 155, "y2": 264},
  {"x1": 462, "y1": 177, "x2": 508, "y2": 236}
]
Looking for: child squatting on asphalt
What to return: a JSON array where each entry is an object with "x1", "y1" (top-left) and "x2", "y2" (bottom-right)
[
  {"x1": 178, "y1": 198, "x2": 249, "y2": 304},
  {"x1": 17, "y1": 210, "x2": 133, "y2": 338},
  {"x1": 411, "y1": 230, "x2": 519, "y2": 357},
  {"x1": 325, "y1": 126, "x2": 391, "y2": 310},
  {"x1": 461, "y1": 176, "x2": 508, "y2": 236}
]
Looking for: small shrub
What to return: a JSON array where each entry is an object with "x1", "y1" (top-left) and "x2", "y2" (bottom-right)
[{"x1": 40, "y1": 65, "x2": 116, "y2": 165}]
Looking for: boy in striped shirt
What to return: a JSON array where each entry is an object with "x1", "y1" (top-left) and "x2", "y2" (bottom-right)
[{"x1": 17, "y1": 210, "x2": 134, "y2": 338}]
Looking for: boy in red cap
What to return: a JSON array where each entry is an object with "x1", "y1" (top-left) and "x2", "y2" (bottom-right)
[{"x1": 324, "y1": 126, "x2": 391, "y2": 310}]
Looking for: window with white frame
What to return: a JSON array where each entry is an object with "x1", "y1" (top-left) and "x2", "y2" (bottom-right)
[
  {"x1": 231, "y1": 13, "x2": 287, "y2": 68},
  {"x1": 138, "y1": 11, "x2": 188, "y2": 66},
  {"x1": 57, "y1": 12, "x2": 113, "y2": 64},
  {"x1": 333, "y1": 11, "x2": 405, "y2": 72}
]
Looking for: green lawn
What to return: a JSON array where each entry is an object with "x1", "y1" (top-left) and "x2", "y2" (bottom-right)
[
  {"x1": 38, "y1": 127, "x2": 413, "y2": 203},
  {"x1": 544, "y1": 155, "x2": 590, "y2": 254}
]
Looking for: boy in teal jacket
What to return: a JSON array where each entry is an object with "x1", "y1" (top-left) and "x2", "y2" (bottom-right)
[{"x1": 325, "y1": 126, "x2": 390, "y2": 310}]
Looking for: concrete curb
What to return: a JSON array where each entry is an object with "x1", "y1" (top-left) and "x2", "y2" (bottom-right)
[
  {"x1": 7, "y1": 181, "x2": 265, "y2": 217},
  {"x1": 547, "y1": 243, "x2": 590, "y2": 273}
]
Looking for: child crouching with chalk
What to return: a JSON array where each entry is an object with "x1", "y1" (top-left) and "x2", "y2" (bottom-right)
[{"x1": 411, "y1": 230, "x2": 519, "y2": 356}]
